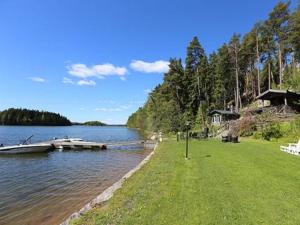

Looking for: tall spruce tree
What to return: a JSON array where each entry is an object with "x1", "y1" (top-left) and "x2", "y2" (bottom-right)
[
  {"x1": 163, "y1": 58, "x2": 185, "y2": 112},
  {"x1": 216, "y1": 44, "x2": 234, "y2": 109},
  {"x1": 184, "y1": 37, "x2": 206, "y2": 122},
  {"x1": 209, "y1": 52, "x2": 222, "y2": 108}
]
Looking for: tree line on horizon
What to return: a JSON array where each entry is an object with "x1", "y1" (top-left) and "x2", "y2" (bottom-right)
[
  {"x1": 127, "y1": 1, "x2": 300, "y2": 133},
  {"x1": 0, "y1": 108, "x2": 72, "y2": 126}
]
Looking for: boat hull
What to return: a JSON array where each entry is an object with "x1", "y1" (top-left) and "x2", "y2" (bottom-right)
[{"x1": 0, "y1": 144, "x2": 52, "y2": 154}]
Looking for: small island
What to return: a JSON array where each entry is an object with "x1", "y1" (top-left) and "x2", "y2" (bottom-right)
[
  {"x1": 82, "y1": 121, "x2": 106, "y2": 126},
  {"x1": 0, "y1": 108, "x2": 72, "y2": 126}
]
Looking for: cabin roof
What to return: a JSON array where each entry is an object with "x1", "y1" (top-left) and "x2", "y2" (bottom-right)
[
  {"x1": 208, "y1": 110, "x2": 240, "y2": 116},
  {"x1": 256, "y1": 89, "x2": 300, "y2": 100}
]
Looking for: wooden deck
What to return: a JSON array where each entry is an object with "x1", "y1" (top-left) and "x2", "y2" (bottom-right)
[
  {"x1": 51, "y1": 140, "x2": 107, "y2": 150},
  {"x1": 39, "y1": 139, "x2": 156, "y2": 151}
]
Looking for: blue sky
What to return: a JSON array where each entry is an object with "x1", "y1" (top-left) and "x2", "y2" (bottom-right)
[{"x1": 0, "y1": 0, "x2": 297, "y2": 124}]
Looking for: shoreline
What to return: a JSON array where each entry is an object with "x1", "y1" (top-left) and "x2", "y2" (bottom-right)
[{"x1": 60, "y1": 142, "x2": 158, "y2": 225}]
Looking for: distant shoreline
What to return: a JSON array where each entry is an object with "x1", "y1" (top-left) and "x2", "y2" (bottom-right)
[{"x1": 72, "y1": 124, "x2": 126, "y2": 127}]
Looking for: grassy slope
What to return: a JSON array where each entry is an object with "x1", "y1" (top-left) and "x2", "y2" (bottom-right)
[{"x1": 72, "y1": 139, "x2": 300, "y2": 225}]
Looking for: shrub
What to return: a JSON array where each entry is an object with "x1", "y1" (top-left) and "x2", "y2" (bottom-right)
[
  {"x1": 239, "y1": 115, "x2": 257, "y2": 137},
  {"x1": 291, "y1": 117, "x2": 300, "y2": 134},
  {"x1": 262, "y1": 122, "x2": 283, "y2": 141},
  {"x1": 253, "y1": 131, "x2": 262, "y2": 139}
]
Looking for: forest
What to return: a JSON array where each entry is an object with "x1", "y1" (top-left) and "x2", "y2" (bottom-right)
[
  {"x1": 82, "y1": 121, "x2": 106, "y2": 126},
  {"x1": 0, "y1": 108, "x2": 72, "y2": 126},
  {"x1": 127, "y1": 1, "x2": 300, "y2": 133}
]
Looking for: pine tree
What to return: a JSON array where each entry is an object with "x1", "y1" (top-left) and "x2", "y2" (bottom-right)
[
  {"x1": 163, "y1": 58, "x2": 185, "y2": 112},
  {"x1": 240, "y1": 28, "x2": 257, "y2": 99},
  {"x1": 209, "y1": 52, "x2": 221, "y2": 108},
  {"x1": 228, "y1": 34, "x2": 242, "y2": 111},
  {"x1": 184, "y1": 36, "x2": 206, "y2": 122},
  {"x1": 266, "y1": 1, "x2": 291, "y2": 89},
  {"x1": 216, "y1": 44, "x2": 234, "y2": 109},
  {"x1": 290, "y1": 3, "x2": 300, "y2": 62}
]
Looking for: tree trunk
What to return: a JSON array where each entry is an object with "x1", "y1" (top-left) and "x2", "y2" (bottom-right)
[
  {"x1": 256, "y1": 30, "x2": 261, "y2": 95},
  {"x1": 268, "y1": 62, "x2": 271, "y2": 90},
  {"x1": 271, "y1": 70, "x2": 274, "y2": 88},
  {"x1": 239, "y1": 94, "x2": 242, "y2": 110},
  {"x1": 278, "y1": 41, "x2": 282, "y2": 89},
  {"x1": 251, "y1": 70, "x2": 256, "y2": 99},
  {"x1": 234, "y1": 88, "x2": 237, "y2": 111},
  {"x1": 234, "y1": 44, "x2": 240, "y2": 112},
  {"x1": 292, "y1": 53, "x2": 296, "y2": 77},
  {"x1": 245, "y1": 71, "x2": 249, "y2": 95}
]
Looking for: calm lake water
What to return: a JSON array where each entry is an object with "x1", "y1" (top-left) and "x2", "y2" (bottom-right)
[{"x1": 0, "y1": 126, "x2": 150, "y2": 225}]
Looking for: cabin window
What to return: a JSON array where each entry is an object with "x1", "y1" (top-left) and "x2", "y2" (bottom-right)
[{"x1": 213, "y1": 114, "x2": 221, "y2": 123}]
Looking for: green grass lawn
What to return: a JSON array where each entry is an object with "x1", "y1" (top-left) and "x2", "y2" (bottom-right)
[{"x1": 72, "y1": 138, "x2": 300, "y2": 225}]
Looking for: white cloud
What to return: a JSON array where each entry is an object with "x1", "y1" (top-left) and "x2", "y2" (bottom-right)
[
  {"x1": 28, "y1": 77, "x2": 46, "y2": 82},
  {"x1": 130, "y1": 60, "x2": 169, "y2": 73},
  {"x1": 62, "y1": 77, "x2": 74, "y2": 84},
  {"x1": 63, "y1": 77, "x2": 96, "y2": 86},
  {"x1": 67, "y1": 63, "x2": 127, "y2": 80},
  {"x1": 77, "y1": 80, "x2": 96, "y2": 86}
]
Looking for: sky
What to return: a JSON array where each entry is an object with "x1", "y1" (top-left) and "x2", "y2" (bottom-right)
[{"x1": 0, "y1": 0, "x2": 297, "y2": 124}]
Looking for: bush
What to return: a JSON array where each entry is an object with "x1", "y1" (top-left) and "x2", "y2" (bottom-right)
[
  {"x1": 239, "y1": 115, "x2": 257, "y2": 137},
  {"x1": 253, "y1": 131, "x2": 262, "y2": 139},
  {"x1": 290, "y1": 117, "x2": 300, "y2": 134},
  {"x1": 262, "y1": 122, "x2": 283, "y2": 141}
]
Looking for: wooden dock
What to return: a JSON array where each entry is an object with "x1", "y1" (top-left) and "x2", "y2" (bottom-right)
[
  {"x1": 40, "y1": 139, "x2": 156, "y2": 151},
  {"x1": 52, "y1": 140, "x2": 107, "y2": 150}
]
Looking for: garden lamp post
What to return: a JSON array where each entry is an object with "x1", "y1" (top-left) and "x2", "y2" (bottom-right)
[{"x1": 185, "y1": 121, "x2": 190, "y2": 159}]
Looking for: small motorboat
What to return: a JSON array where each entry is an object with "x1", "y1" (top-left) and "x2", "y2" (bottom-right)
[
  {"x1": 0, "y1": 135, "x2": 53, "y2": 154},
  {"x1": 0, "y1": 143, "x2": 53, "y2": 154}
]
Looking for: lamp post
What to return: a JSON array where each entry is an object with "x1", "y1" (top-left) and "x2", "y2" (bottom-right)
[{"x1": 185, "y1": 121, "x2": 190, "y2": 159}]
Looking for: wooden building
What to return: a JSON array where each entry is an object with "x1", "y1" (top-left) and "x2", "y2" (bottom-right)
[
  {"x1": 208, "y1": 110, "x2": 240, "y2": 126},
  {"x1": 256, "y1": 89, "x2": 300, "y2": 112}
]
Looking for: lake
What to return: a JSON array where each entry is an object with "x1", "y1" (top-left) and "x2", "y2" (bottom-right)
[{"x1": 0, "y1": 126, "x2": 150, "y2": 225}]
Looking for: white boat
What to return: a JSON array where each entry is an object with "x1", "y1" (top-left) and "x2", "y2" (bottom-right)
[
  {"x1": 51, "y1": 137, "x2": 106, "y2": 150},
  {"x1": 0, "y1": 143, "x2": 53, "y2": 154}
]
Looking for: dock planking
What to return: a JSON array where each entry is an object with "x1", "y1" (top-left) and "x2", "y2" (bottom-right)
[{"x1": 38, "y1": 139, "x2": 156, "y2": 151}]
